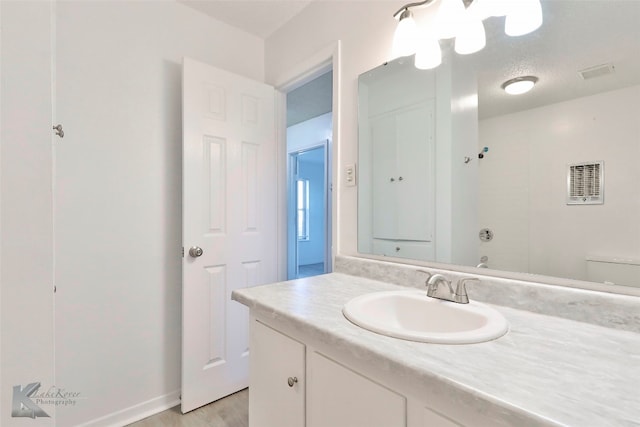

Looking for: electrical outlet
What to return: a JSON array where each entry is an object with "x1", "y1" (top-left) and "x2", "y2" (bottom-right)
[{"x1": 345, "y1": 163, "x2": 356, "y2": 187}]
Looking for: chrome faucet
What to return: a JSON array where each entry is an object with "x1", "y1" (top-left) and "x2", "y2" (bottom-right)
[{"x1": 425, "y1": 274, "x2": 478, "y2": 304}]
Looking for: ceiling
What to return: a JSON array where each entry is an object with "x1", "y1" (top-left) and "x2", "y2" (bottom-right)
[
  {"x1": 471, "y1": 0, "x2": 640, "y2": 119},
  {"x1": 363, "y1": 0, "x2": 640, "y2": 120},
  {"x1": 178, "y1": 0, "x2": 313, "y2": 38},
  {"x1": 177, "y1": 1, "x2": 640, "y2": 121}
]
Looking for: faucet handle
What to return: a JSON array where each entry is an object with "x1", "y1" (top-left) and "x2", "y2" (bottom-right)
[{"x1": 454, "y1": 277, "x2": 479, "y2": 304}]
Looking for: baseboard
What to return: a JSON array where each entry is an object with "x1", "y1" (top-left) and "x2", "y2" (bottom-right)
[{"x1": 75, "y1": 390, "x2": 181, "y2": 427}]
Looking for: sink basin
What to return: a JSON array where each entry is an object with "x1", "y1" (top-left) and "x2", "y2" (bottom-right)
[{"x1": 343, "y1": 290, "x2": 508, "y2": 344}]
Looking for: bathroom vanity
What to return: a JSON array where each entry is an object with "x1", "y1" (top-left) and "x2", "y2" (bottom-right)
[{"x1": 232, "y1": 258, "x2": 640, "y2": 427}]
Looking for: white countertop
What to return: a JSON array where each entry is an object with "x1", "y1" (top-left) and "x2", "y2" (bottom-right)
[{"x1": 233, "y1": 272, "x2": 640, "y2": 427}]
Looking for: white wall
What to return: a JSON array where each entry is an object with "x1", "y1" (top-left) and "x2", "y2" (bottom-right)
[
  {"x1": 479, "y1": 85, "x2": 640, "y2": 282},
  {"x1": 449, "y1": 56, "x2": 479, "y2": 266},
  {"x1": 267, "y1": 1, "x2": 404, "y2": 256},
  {"x1": 2, "y1": 1, "x2": 265, "y2": 426},
  {"x1": 286, "y1": 112, "x2": 332, "y2": 153},
  {"x1": 266, "y1": 2, "x2": 478, "y2": 262},
  {"x1": 1, "y1": 2, "x2": 55, "y2": 426}
]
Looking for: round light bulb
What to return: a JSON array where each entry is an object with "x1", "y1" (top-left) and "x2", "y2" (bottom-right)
[
  {"x1": 505, "y1": 0, "x2": 543, "y2": 36},
  {"x1": 436, "y1": 0, "x2": 466, "y2": 39},
  {"x1": 415, "y1": 36, "x2": 442, "y2": 70},
  {"x1": 455, "y1": 14, "x2": 486, "y2": 54},
  {"x1": 473, "y1": 0, "x2": 511, "y2": 19},
  {"x1": 392, "y1": 11, "x2": 418, "y2": 57}
]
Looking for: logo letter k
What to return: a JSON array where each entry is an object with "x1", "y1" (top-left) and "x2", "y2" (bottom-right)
[{"x1": 12, "y1": 382, "x2": 50, "y2": 418}]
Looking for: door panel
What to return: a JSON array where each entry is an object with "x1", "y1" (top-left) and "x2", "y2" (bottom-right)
[{"x1": 182, "y1": 57, "x2": 277, "y2": 412}]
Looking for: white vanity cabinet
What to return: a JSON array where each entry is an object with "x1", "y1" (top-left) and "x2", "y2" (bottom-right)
[
  {"x1": 249, "y1": 315, "x2": 464, "y2": 427},
  {"x1": 250, "y1": 320, "x2": 305, "y2": 427},
  {"x1": 307, "y1": 351, "x2": 406, "y2": 427}
]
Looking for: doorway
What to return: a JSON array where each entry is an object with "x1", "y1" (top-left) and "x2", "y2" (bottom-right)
[
  {"x1": 285, "y1": 71, "x2": 333, "y2": 279},
  {"x1": 289, "y1": 144, "x2": 329, "y2": 278}
]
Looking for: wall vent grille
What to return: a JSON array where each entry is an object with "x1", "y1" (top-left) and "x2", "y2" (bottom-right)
[
  {"x1": 567, "y1": 161, "x2": 604, "y2": 205},
  {"x1": 578, "y1": 63, "x2": 615, "y2": 80}
]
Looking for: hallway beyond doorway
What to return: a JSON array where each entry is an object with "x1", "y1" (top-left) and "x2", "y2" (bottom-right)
[
  {"x1": 298, "y1": 262, "x2": 325, "y2": 278},
  {"x1": 285, "y1": 70, "x2": 333, "y2": 280}
]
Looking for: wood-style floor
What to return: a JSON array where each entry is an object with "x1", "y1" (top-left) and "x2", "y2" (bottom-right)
[{"x1": 127, "y1": 388, "x2": 248, "y2": 427}]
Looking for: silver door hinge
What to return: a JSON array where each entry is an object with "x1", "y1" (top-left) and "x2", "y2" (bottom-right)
[
  {"x1": 54, "y1": 285, "x2": 57, "y2": 293},
  {"x1": 182, "y1": 247, "x2": 184, "y2": 257}
]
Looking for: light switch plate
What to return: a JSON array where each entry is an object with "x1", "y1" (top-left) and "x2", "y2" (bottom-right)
[{"x1": 345, "y1": 163, "x2": 356, "y2": 187}]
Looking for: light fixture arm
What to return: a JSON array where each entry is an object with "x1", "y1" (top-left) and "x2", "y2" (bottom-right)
[
  {"x1": 390, "y1": 0, "x2": 542, "y2": 70},
  {"x1": 393, "y1": 0, "x2": 475, "y2": 19},
  {"x1": 393, "y1": 0, "x2": 436, "y2": 19}
]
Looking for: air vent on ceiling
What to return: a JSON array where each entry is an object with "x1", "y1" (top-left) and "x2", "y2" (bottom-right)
[
  {"x1": 567, "y1": 161, "x2": 604, "y2": 205},
  {"x1": 578, "y1": 63, "x2": 615, "y2": 80}
]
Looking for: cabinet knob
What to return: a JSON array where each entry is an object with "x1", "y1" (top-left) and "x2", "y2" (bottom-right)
[
  {"x1": 390, "y1": 177, "x2": 395, "y2": 182},
  {"x1": 398, "y1": 176, "x2": 403, "y2": 181},
  {"x1": 287, "y1": 376, "x2": 298, "y2": 387}
]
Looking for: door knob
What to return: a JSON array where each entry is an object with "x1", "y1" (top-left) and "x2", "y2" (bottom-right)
[
  {"x1": 287, "y1": 377, "x2": 298, "y2": 387},
  {"x1": 189, "y1": 246, "x2": 204, "y2": 257}
]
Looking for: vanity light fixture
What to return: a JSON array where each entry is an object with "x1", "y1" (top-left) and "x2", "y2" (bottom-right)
[
  {"x1": 436, "y1": 0, "x2": 467, "y2": 39},
  {"x1": 455, "y1": 6, "x2": 486, "y2": 55},
  {"x1": 501, "y1": 76, "x2": 538, "y2": 95},
  {"x1": 473, "y1": 0, "x2": 509, "y2": 19},
  {"x1": 505, "y1": 0, "x2": 543, "y2": 36},
  {"x1": 392, "y1": 0, "x2": 543, "y2": 69},
  {"x1": 392, "y1": 9, "x2": 419, "y2": 58},
  {"x1": 415, "y1": 32, "x2": 442, "y2": 69}
]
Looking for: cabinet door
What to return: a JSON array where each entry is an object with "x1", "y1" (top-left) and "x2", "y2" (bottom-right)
[
  {"x1": 408, "y1": 402, "x2": 463, "y2": 427},
  {"x1": 370, "y1": 101, "x2": 435, "y2": 242},
  {"x1": 422, "y1": 407, "x2": 462, "y2": 427},
  {"x1": 396, "y1": 102, "x2": 435, "y2": 241},
  {"x1": 250, "y1": 320, "x2": 305, "y2": 427},
  {"x1": 371, "y1": 114, "x2": 398, "y2": 239},
  {"x1": 308, "y1": 351, "x2": 406, "y2": 427}
]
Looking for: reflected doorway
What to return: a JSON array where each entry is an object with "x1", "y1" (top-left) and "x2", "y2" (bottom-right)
[
  {"x1": 285, "y1": 70, "x2": 333, "y2": 279},
  {"x1": 288, "y1": 144, "x2": 329, "y2": 278}
]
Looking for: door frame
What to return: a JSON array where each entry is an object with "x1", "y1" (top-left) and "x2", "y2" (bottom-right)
[
  {"x1": 287, "y1": 141, "x2": 330, "y2": 279},
  {"x1": 274, "y1": 41, "x2": 341, "y2": 281}
]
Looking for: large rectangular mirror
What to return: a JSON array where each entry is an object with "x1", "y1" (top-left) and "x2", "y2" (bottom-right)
[{"x1": 358, "y1": 0, "x2": 640, "y2": 290}]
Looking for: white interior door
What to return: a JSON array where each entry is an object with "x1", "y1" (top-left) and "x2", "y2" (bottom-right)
[{"x1": 182, "y1": 57, "x2": 277, "y2": 412}]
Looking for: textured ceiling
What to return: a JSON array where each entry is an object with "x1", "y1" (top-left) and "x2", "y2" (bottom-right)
[
  {"x1": 178, "y1": 0, "x2": 313, "y2": 38},
  {"x1": 466, "y1": 0, "x2": 640, "y2": 119}
]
